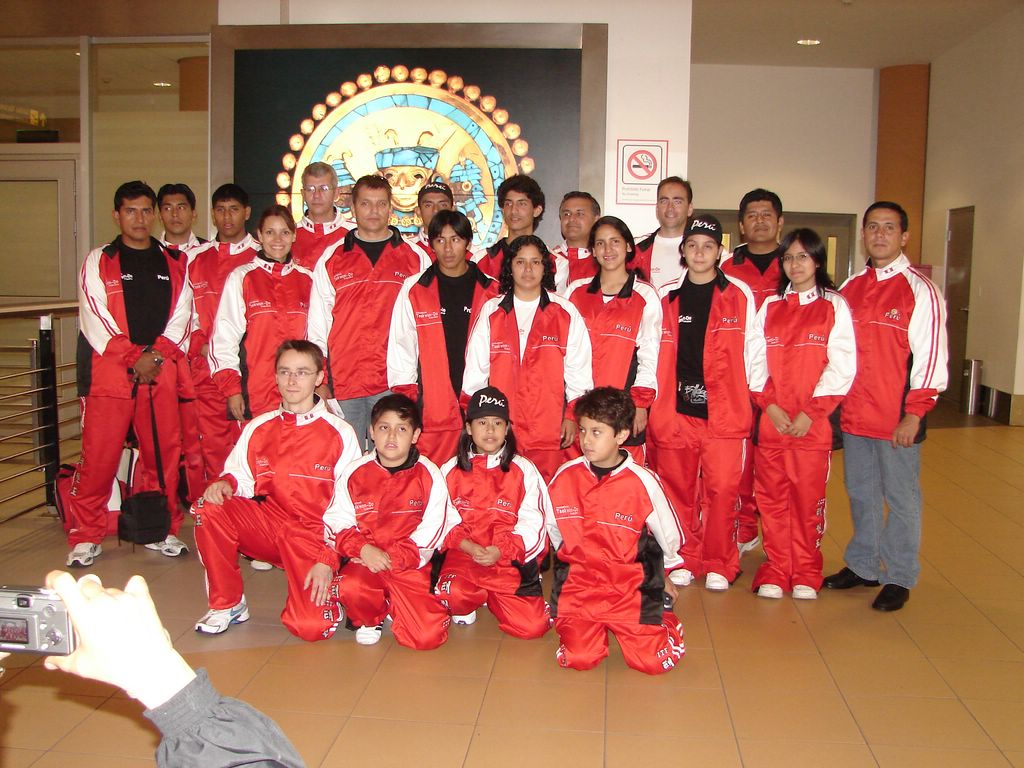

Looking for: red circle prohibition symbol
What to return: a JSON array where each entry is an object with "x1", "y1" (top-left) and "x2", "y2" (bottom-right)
[{"x1": 626, "y1": 149, "x2": 657, "y2": 180}]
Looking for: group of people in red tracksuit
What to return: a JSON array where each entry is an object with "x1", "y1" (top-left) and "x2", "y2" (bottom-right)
[{"x1": 66, "y1": 169, "x2": 947, "y2": 678}]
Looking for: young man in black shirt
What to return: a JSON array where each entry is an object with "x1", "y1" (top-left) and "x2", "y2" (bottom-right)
[
  {"x1": 69, "y1": 180, "x2": 193, "y2": 567},
  {"x1": 648, "y1": 215, "x2": 756, "y2": 592},
  {"x1": 388, "y1": 209, "x2": 498, "y2": 462}
]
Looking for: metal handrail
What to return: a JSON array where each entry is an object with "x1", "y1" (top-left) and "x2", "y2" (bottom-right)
[
  {"x1": 0, "y1": 387, "x2": 47, "y2": 403},
  {"x1": 0, "y1": 406, "x2": 46, "y2": 423},
  {"x1": 0, "y1": 308, "x2": 75, "y2": 523},
  {"x1": 0, "y1": 368, "x2": 48, "y2": 382},
  {"x1": 0, "y1": 301, "x2": 78, "y2": 319},
  {"x1": 0, "y1": 423, "x2": 47, "y2": 444}
]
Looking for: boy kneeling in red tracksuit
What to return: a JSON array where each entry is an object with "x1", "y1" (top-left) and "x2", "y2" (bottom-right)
[
  {"x1": 547, "y1": 387, "x2": 686, "y2": 674},
  {"x1": 309, "y1": 394, "x2": 456, "y2": 649},
  {"x1": 193, "y1": 340, "x2": 361, "y2": 638}
]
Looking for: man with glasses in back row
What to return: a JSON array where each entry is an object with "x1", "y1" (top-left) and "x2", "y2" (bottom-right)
[{"x1": 292, "y1": 162, "x2": 351, "y2": 271}]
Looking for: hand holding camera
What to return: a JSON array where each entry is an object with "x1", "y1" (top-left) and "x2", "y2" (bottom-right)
[{"x1": 38, "y1": 571, "x2": 196, "y2": 708}]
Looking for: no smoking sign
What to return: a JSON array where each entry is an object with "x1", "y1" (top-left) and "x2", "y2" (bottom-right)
[
  {"x1": 616, "y1": 139, "x2": 669, "y2": 204},
  {"x1": 626, "y1": 149, "x2": 658, "y2": 181}
]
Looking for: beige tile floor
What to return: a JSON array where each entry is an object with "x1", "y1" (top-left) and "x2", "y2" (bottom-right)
[{"x1": 2, "y1": 412, "x2": 1023, "y2": 767}]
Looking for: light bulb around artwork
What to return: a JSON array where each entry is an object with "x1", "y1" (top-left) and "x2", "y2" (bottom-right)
[{"x1": 277, "y1": 66, "x2": 535, "y2": 248}]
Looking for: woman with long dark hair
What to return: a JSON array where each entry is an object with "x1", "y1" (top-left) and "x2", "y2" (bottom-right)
[
  {"x1": 748, "y1": 227, "x2": 856, "y2": 599},
  {"x1": 461, "y1": 235, "x2": 593, "y2": 481},
  {"x1": 209, "y1": 205, "x2": 313, "y2": 420},
  {"x1": 565, "y1": 216, "x2": 661, "y2": 462}
]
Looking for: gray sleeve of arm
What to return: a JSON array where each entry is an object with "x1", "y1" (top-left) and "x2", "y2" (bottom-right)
[{"x1": 144, "y1": 668, "x2": 306, "y2": 768}]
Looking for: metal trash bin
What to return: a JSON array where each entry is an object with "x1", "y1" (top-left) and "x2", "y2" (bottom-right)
[{"x1": 962, "y1": 359, "x2": 982, "y2": 415}]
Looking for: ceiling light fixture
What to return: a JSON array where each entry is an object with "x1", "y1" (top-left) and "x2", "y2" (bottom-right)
[
  {"x1": 797, "y1": 38, "x2": 822, "y2": 46},
  {"x1": 153, "y1": 81, "x2": 173, "y2": 87}
]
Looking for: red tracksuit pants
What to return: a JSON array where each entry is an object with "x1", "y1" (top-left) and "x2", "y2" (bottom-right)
[
  {"x1": 190, "y1": 356, "x2": 241, "y2": 488},
  {"x1": 337, "y1": 562, "x2": 450, "y2": 650},
  {"x1": 68, "y1": 374, "x2": 183, "y2": 547},
  {"x1": 751, "y1": 446, "x2": 830, "y2": 592},
  {"x1": 736, "y1": 436, "x2": 760, "y2": 543},
  {"x1": 435, "y1": 556, "x2": 550, "y2": 640},
  {"x1": 416, "y1": 428, "x2": 461, "y2": 467},
  {"x1": 192, "y1": 496, "x2": 342, "y2": 641},
  {"x1": 647, "y1": 415, "x2": 745, "y2": 581},
  {"x1": 554, "y1": 612, "x2": 684, "y2": 675}
]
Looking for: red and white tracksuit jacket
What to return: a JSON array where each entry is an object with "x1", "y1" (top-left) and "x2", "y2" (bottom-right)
[
  {"x1": 184, "y1": 236, "x2": 259, "y2": 479},
  {"x1": 291, "y1": 208, "x2": 350, "y2": 271},
  {"x1": 208, "y1": 255, "x2": 313, "y2": 418},
  {"x1": 649, "y1": 270, "x2": 757, "y2": 445},
  {"x1": 565, "y1": 271, "x2": 661, "y2": 409},
  {"x1": 69, "y1": 238, "x2": 192, "y2": 547},
  {"x1": 632, "y1": 231, "x2": 658, "y2": 283},
  {"x1": 646, "y1": 270, "x2": 756, "y2": 580},
  {"x1": 839, "y1": 253, "x2": 948, "y2": 439},
  {"x1": 719, "y1": 245, "x2": 781, "y2": 540},
  {"x1": 461, "y1": 290, "x2": 594, "y2": 476},
  {"x1": 547, "y1": 455, "x2": 685, "y2": 674},
  {"x1": 552, "y1": 242, "x2": 596, "y2": 294},
  {"x1": 387, "y1": 263, "x2": 498, "y2": 462},
  {"x1": 749, "y1": 287, "x2": 857, "y2": 450},
  {"x1": 77, "y1": 238, "x2": 192, "y2": 399},
  {"x1": 193, "y1": 400, "x2": 361, "y2": 640},
  {"x1": 319, "y1": 450, "x2": 456, "y2": 649},
  {"x1": 308, "y1": 227, "x2": 431, "y2": 399},
  {"x1": 470, "y1": 238, "x2": 510, "y2": 279},
  {"x1": 187, "y1": 235, "x2": 260, "y2": 359},
  {"x1": 436, "y1": 452, "x2": 551, "y2": 639},
  {"x1": 747, "y1": 286, "x2": 857, "y2": 591},
  {"x1": 720, "y1": 245, "x2": 783, "y2": 312}
]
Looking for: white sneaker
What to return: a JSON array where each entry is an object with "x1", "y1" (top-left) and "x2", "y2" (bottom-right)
[
  {"x1": 452, "y1": 610, "x2": 477, "y2": 625},
  {"x1": 355, "y1": 624, "x2": 383, "y2": 645},
  {"x1": 757, "y1": 584, "x2": 784, "y2": 599},
  {"x1": 195, "y1": 599, "x2": 250, "y2": 634},
  {"x1": 66, "y1": 542, "x2": 102, "y2": 568},
  {"x1": 705, "y1": 572, "x2": 730, "y2": 591},
  {"x1": 737, "y1": 535, "x2": 761, "y2": 556},
  {"x1": 145, "y1": 534, "x2": 189, "y2": 557},
  {"x1": 792, "y1": 585, "x2": 818, "y2": 600},
  {"x1": 669, "y1": 568, "x2": 694, "y2": 587},
  {"x1": 250, "y1": 559, "x2": 274, "y2": 571}
]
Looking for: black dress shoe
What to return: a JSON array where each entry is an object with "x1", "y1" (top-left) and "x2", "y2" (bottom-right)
[
  {"x1": 823, "y1": 567, "x2": 881, "y2": 590},
  {"x1": 872, "y1": 584, "x2": 910, "y2": 612}
]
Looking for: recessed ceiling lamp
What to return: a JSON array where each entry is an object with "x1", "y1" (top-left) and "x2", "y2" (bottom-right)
[
  {"x1": 153, "y1": 81, "x2": 173, "y2": 87},
  {"x1": 797, "y1": 38, "x2": 822, "y2": 46}
]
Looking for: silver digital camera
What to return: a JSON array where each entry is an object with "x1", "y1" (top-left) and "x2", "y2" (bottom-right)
[{"x1": 0, "y1": 586, "x2": 75, "y2": 655}]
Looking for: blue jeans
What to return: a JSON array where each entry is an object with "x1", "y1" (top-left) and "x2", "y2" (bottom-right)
[
  {"x1": 841, "y1": 432, "x2": 922, "y2": 588},
  {"x1": 338, "y1": 390, "x2": 392, "y2": 453}
]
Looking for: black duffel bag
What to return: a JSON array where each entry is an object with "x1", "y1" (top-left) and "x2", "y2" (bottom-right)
[{"x1": 119, "y1": 382, "x2": 170, "y2": 546}]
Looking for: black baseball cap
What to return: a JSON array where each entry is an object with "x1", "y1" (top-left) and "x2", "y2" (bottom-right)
[{"x1": 466, "y1": 386, "x2": 510, "y2": 421}]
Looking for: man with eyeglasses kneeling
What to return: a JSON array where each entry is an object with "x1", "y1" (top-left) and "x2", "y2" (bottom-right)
[{"x1": 192, "y1": 340, "x2": 361, "y2": 638}]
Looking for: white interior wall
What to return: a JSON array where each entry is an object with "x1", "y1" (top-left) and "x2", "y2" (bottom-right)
[
  {"x1": 218, "y1": 0, "x2": 692, "y2": 239},
  {"x1": 922, "y1": 4, "x2": 1024, "y2": 396},
  {"x1": 688, "y1": 63, "x2": 877, "y2": 222}
]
